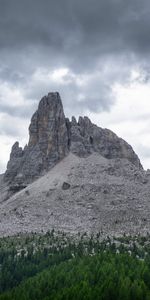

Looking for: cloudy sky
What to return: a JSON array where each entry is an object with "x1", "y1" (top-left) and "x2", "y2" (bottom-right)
[{"x1": 1, "y1": 0, "x2": 150, "y2": 172}]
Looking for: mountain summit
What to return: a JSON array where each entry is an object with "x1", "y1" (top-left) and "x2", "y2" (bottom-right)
[
  {"x1": 4, "y1": 92, "x2": 142, "y2": 189},
  {"x1": 1, "y1": 92, "x2": 150, "y2": 237}
]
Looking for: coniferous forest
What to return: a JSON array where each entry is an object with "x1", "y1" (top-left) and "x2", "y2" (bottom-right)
[{"x1": 1, "y1": 231, "x2": 150, "y2": 299}]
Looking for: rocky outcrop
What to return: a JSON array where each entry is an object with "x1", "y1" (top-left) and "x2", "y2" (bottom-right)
[
  {"x1": 4, "y1": 92, "x2": 142, "y2": 189},
  {"x1": 69, "y1": 116, "x2": 142, "y2": 168},
  {"x1": 4, "y1": 92, "x2": 68, "y2": 185}
]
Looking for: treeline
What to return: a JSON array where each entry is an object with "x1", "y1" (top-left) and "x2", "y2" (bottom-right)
[{"x1": 0, "y1": 231, "x2": 150, "y2": 299}]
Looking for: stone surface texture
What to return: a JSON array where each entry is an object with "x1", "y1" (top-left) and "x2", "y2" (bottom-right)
[
  {"x1": 4, "y1": 92, "x2": 68, "y2": 185},
  {"x1": 4, "y1": 92, "x2": 142, "y2": 191},
  {"x1": 0, "y1": 91, "x2": 149, "y2": 237},
  {"x1": 0, "y1": 153, "x2": 150, "y2": 237}
]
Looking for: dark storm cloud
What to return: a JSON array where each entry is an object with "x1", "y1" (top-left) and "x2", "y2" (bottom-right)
[
  {"x1": 1, "y1": 0, "x2": 150, "y2": 57},
  {"x1": 0, "y1": 0, "x2": 150, "y2": 117}
]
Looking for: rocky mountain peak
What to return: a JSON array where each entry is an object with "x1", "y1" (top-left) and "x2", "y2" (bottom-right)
[
  {"x1": 4, "y1": 92, "x2": 143, "y2": 190},
  {"x1": 4, "y1": 92, "x2": 68, "y2": 185},
  {"x1": 28, "y1": 92, "x2": 68, "y2": 155}
]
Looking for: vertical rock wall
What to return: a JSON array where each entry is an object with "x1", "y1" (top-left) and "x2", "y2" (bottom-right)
[
  {"x1": 4, "y1": 92, "x2": 68, "y2": 184},
  {"x1": 4, "y1": 91, "x2": 143, "y2": 188}
]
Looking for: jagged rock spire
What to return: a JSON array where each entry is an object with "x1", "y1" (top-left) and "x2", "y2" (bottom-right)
[
  {"x1": 28, "y1": 92, "x2": 68, "y2": 161},
  {"x1": 4, "y1": 92, "x2": 143, "y2": 187},
  {"x1": 5, "y1": 92, "x2": 68, "y2": 183}
]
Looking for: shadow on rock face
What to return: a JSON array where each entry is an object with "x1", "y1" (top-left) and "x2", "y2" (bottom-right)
[{"x1": 62, "y1": 182, "x2": 71, "y2": 190}]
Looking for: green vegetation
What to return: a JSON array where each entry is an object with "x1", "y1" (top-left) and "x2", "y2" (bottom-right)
[{"x1": 1, "y1": 231, "x2": 150, "y2": 299}]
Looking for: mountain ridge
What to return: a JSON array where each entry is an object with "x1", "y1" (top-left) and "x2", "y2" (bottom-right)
[
  {"x1": 4, "y1": 92, "x2": 142, "y2": 188},
  {"x1": 0, "y1": 91, "x2": 148, "y2": 237}
]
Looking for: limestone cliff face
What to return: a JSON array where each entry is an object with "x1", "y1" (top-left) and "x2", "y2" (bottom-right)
[
  {"x1": 28, "y1": 92, "x2": 68, "y2": 169},
  {"x1": 69, "y1": 116, "x2": 142, "y2": 168},
  {"x1": 4, "y1": 92, "x2": 142, "y2": 187},
  {"x1": 4, "y1": 92, "x2": 68, "y2": 184}
]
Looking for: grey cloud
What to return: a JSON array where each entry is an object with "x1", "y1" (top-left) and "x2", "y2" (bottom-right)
[
  {"x1": 0, "y1": 67, "x2": 25, "y2": 84},
  {"x1": 1, "y1": 0, "x2": 150, "y2": 64},
  {"x1": 0, "y1": 102, "x2": 36, "y2": 118},
  {"x1": 0, "y1": 122, "x2": 23, "y2": 137},
  {"x1": 23, "y1": 68, "x2": 115, "y2": 116},
  {"x1": 0, "y1": 0, "x2": 150, "y2": 120},
  {"x1": 1, "y1": 0, "x2": 150, "y2": 172},
  {"x1": 0, "y1": 161, "x2": 6, "y2": 175},
  {"x1": 136, "y1": 144, "x2": 150, "y2": 159}
]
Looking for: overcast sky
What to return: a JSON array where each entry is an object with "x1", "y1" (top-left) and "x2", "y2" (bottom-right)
[{"x1": 1, "y1": 0, "x2": 150, "y2": 172}]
